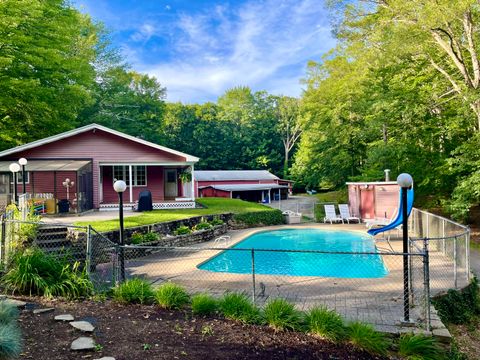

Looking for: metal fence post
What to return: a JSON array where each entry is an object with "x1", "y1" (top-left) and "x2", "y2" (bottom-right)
[
  {"x1": 453, "y1": 235, "x2": 458, "y2": 289},
  {"x1": 423, "y1": 238, "x2": 431, "y2": 332},
  {"x1": 408, "y1": 240, "x2": 414, "y2": 303},
  {"x1": 466, "y1": 230, "x2": 470, "y2": 283},
  {"x1": 442, "y1": 219, "x2": 446, "y2": 255},
  {"x1": 251, "y1": 248, "x2": 256, "y2": 304},
  {"x1": 0, "y1": 215, "x2": 5, "y2": 267},
  {"x1": 85, "y1": 225, "x2": 92, "y2": 278},
  {"x1": 426, "y1": 213, "x2": 430, "y2": 239}
]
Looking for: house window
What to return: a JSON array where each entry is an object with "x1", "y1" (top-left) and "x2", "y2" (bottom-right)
[
  {"x1": 10, "y1": 172, "x2": 29, "y2": 184},
  {"x1": 112, "y1": 166, "x2": 146, "y2": 186}
]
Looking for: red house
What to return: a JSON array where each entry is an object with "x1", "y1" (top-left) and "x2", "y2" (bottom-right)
[
  {"x1": 195, "y1": 170, "x2": 292, "y2": 203},
  {"x1": 0, "y1": 124, "x2": 199, "y2": 212}
]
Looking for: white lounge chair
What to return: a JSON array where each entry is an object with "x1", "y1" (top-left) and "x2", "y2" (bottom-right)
[
  {"x1": 338, "y1": 204, "x2": 361, "y2": 224},
  {"x1": 323, "y1": 205, "x2": 343, "y2": 224}
]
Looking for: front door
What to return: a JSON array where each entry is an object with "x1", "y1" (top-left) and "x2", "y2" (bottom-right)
[
  {"x1": 164, "y1": 169, "x2": 178, "y2": 199},
  {"x1": 360, "y1": 188, "x2": 374, "y2": 219}
]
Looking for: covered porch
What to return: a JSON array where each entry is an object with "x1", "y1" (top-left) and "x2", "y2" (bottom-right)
[
  {"x1": 98, "y1": 163, "x2": 195, "y2": 211},
  {"x1": 0, "y1": 159, "x2": 93, "y2": 214}
]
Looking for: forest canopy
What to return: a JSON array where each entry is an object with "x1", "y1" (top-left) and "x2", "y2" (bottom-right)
[{"x1": 1, "y1": 0, "x2": 479, "y2": 220}]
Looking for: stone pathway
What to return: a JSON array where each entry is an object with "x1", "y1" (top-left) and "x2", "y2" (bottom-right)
[{"x1": 12, "y1": 300, "x2": 115, "y2": 358}]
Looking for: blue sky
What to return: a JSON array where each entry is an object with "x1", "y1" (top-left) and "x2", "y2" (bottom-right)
[{"x1": 75, "y1": 0, "x2": 336, "y2": 103}]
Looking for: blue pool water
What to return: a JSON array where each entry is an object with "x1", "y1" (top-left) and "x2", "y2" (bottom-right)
[{"x1": 198, "y1": 229, "x2": 388, "y2": 278}]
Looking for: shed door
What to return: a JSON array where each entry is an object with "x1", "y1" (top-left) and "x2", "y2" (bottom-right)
[
  {"x1": 360, "y1": 188, "x2": 375, "y2": 219},
  {"x1": 164, "y1": 169, "x2": 178, "y2": 198}
]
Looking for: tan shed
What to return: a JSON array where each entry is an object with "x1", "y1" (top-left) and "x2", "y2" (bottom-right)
[{"x1": 346, "y1": 182, "x2": 400, "y2": 221}]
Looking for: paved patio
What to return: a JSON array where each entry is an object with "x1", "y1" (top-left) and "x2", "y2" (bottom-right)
[{"x1": 97, "y1": 223, "x2": 467, "y2": 334}]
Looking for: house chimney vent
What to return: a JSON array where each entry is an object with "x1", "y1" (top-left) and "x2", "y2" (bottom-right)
[{"x1": 384, "y1": 169, "x2": 391, "y2": 182}]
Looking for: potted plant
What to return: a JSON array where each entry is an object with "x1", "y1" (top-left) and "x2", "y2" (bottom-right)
[{"x1": 178, "y1": 170, "x2": 192, "y2": 183}]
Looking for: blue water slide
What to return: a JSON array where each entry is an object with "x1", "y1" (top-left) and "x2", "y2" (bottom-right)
[{"x1": 367, "y1": 187, "x2": 414, "y2": 236}]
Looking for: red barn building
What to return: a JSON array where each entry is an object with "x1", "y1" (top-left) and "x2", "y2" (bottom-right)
[
  {"x1": 0, "y1": 124, "x2": 199, "y2": 212},
  {"x1": 195, "y1": 170, "x2": 292, "y2": 203}
]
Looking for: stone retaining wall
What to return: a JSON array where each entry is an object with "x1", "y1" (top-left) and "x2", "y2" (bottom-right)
[
  {"x1": 130, "y1": 224, "x2": 228, "y2": 248},
  {"x1": 99, "y1": 213, "x2": 233, "y2": 243}
]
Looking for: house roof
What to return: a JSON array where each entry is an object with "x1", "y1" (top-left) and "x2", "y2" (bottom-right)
[
  {"x1": 0, "y1": 123, "x2": 199, "y2": 163},
  {"x1": 200, "y1": 184, "x2": 288, "y2": 192},
  {"x1": 195, "y1": 170, "x2": 279, "y2": 181},
  {"x1": 346, "y1": 181, "x2": 398, "y2": 186},
  {"x1": 0, "y1": 160, "x2": 91, "y2": 172}
]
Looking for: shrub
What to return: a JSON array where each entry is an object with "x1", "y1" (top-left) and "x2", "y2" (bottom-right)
[
  {"x1": 0, "y1": 323, "x2": 22, "y2": 360},
  {"x1": 2, "y1": 248, "x2": 93, "y2": 299},
  {"x1": 346, "y1": 322, "x2": 390, "y2": 355},
  {"x1": 174, "y1": 225, "x2": 192, "y2": 236},
  {"x1": 130, "y1": 232, "x2": 144, "y2": 245},
  {"x1": 219, "y1": 292, "x2": 260, "y2": 324},
  {"x1": 191, "y1": 293, "x2": 217, "y2": 316},
  {"x1": 142, "y1": 232, "x2": 159, "y2": 243},
  {"x1": 209, "y1": 218, "x2": 224, "y2": 226},
  {"x1": 432, "y1": 277, "x2": 480, "y2": 324},
  {"x1": 233, "y1": 209, "x2": 284, "y2": 227},
  {"x1": 155, "y1": 282, "x2": 190, "y2": 309},
  {"x1": 304, "y1": 306, "x2": 346, "y2": 341},
  {"x1": 113, "y1": 278, "x2": 154, "y2": 304},
  {"x1": 397, "y1": 333, "x2": 443, "y2": 360},
  {"x1": 194, "y1": 222, "x2": 212, "y2": 231},
  {"x1": 263, "y1": 298, "x2": 302, "y2": 331},
  {"x1": 0, "y1": 302, "x2": 18, "y2": 326}
]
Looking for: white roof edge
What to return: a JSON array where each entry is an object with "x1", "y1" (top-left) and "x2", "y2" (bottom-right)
[
  {"x1": 346, "y1": 181, "x2": 398, "y2": 185},
  {"x1": 0, "y1": 123, "x2": 200, "y2": 162}
]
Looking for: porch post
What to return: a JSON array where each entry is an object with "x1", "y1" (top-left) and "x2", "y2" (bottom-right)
[
  {"x1": 190, "y1": 164, "x2": 195, "y2": 200},
  {"x1": 128, "y1": 165, "x2": 133, "y2": 203}
]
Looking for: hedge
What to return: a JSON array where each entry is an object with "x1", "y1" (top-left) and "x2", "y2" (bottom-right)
[{"x1": 232, "y1": 209, "x2": 284, "y2": 226}]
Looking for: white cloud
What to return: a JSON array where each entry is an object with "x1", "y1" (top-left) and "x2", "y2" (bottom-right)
[
  {"x1": 130, "y1": 23, "x2": 157, "y2": 42},
  {"x1": 80, "y1": 0, "x2": 335, "y2": 103}
]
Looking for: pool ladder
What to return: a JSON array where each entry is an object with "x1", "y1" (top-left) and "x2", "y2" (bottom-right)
[{"x1": 214, "y1": 235, "x2": 231, "y2": 248}]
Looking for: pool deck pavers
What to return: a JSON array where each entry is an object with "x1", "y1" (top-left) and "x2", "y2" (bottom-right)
[{"x1": 117, "y1": 223, "x2": 464, "y2": 336}]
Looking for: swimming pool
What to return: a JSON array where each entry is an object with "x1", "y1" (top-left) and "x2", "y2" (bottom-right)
[{"x1": 198, "y1": 228, "x2": 388, "y2": 278}]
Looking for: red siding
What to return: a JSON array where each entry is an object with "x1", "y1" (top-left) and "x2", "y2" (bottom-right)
[
  {"x1": 374, "y1": 185, "x2": 399, "y2": 219},
  {"x1": 197, "y1": 180, "x2": 279, "y2": 187},
  {"x1": 16, "y1": 171, "x2": 76, "y2": 200},
  {"x1": 102, "y1": 166, "x2": 165, "y2": 203},
  {"x1": 6, "y1": 129, "x2": 187, "y2": 208},
  {"x1": 200, "y1": 188, "x2": 230, "y2": 198}
]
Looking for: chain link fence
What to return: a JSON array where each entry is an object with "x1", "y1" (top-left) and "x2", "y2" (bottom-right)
[
  {"x1": 0, "y1": 204, "x2": 471, "y2": 332},
  {"x1": 111, "y1": 241, "x2": 430, "y2": 330}
]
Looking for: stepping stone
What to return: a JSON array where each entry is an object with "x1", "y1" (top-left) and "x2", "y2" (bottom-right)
[
  {"x1": 71, "y1": 337, "x2": 95, "y2": 351},
  {"x1": 70, "y1": 321, "x2": 95, "y2": 332},
  {"x1": 5, "y1": 299, "x2": 26, "y2": 308},
  {"x1": 55, "y1": 314, "x2": 74, "y2": 321},
  {"x1": 33, "y1": 308, "x2": 55, "y2": 314}
]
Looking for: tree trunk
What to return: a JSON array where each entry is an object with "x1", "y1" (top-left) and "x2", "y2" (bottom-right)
[{"x1": 284, "y1": 146, "x2": 289, "y2": 178}]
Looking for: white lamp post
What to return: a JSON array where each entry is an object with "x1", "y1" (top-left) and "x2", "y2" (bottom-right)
[
  {"x1": 62, "y1": 178, "x2": 75, "y2": 200},
  {"x1": 18, "y1": 158, "x2": 27, "y2": 194},
  {"x1": 397, "y1": 173, "x2": 413, "y2": 323},
  {"x1": 9, "y1": 163, "x2": 20, "y2": 204},
  {"x1": 114, "y1": 180, "x2": 127, "y2": 282}
]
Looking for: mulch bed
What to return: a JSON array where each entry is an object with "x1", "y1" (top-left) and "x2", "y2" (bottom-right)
[{"x1": 16, "y1": 297, "x2": 386, "y2": 360}]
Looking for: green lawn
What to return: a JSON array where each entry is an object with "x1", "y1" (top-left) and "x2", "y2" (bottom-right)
[{"x1": 75, "y1": 198, "x2": 275, "y2": 232}]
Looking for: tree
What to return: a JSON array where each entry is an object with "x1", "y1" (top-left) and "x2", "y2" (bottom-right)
[
  {"x1": 79, "y1": 67, "x2": 166, "y2": 143},
  {"x1": 334, "y1": 0, "x2": 480, "y2": 130},
  {"x1": 276, "y1": 96, "x2": 301, "y2": 178},
  {"x1": 0, "y1": 0, "x2": 100, "y2": 149}
]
